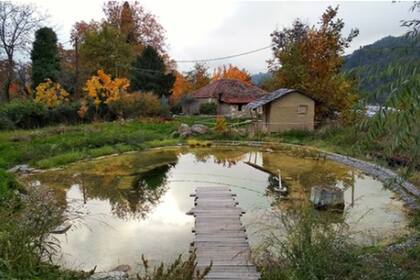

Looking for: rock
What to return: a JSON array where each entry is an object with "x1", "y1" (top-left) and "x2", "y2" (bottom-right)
[
  {"x1": 111, "y1": 264, "x2": 131, "y2": 273},
  {"x1": 386, "y1": 236, "x2": 420, "y2": 253},
  {"x1": 191, "y1": 124, "x2": 209, "y2": 135},
  {"x1": 310, "y1": 186, "x2": 345, "y2": 211},
  {"x1": 7, "y1": 164, "x2": 35, "y2": 174},
  {"x1": 178, "y1": 123, "x2": 192, "y2": 137},
  {"x1": 89, "y1": 271, "x2": 128, "y2": 280}
]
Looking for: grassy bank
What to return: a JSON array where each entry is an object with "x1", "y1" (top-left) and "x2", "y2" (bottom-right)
[{"x1": 0, "y1": 116, "x2": 217, "y2": 170}]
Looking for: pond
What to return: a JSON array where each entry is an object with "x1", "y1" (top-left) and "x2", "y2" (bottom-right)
[{"x1": 22, "y1": 146, "x2": 408, "y2": 273}]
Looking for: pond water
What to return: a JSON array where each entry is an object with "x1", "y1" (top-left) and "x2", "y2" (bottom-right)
[{"x1": 23, "y1": 146, "x2": 408, "y2": 273}]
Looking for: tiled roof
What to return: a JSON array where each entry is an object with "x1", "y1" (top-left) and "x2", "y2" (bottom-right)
[{"x1": 191, "y1": 79, "x2": 267, "y2": 104}]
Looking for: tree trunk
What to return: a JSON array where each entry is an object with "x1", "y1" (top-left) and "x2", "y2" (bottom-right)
[
  {"x1": 74, "y1": 37, "x2": 80, "y2": 99},
  {"x1": 2, "y1": 57, "x2": 15, "y2": 102}
]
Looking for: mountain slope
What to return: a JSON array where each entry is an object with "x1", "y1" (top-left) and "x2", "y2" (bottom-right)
[{"x1": 343, "y1": 35, "x2": 420, "y2": 104}]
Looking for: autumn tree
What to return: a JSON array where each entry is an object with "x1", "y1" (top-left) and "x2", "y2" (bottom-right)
[
  {"x1": 79, "y1": 24, "x2": 133, "y2": 78},
  {"x1": 171, "y1": 71, "x2": 192, "y2": 103},
  {"x1": 35, "y1": 79, "x2": 69, "y2": 108},
  {"x1": 83, "y1": 69, "x2": 129, "y2": 109},
  {"x1": 130, "y1": 46, "x2": 175, "y2": 98},
  {"x1": 212, "y1": 64, "x2": 252, "y2": 85},
  {"x1": 0, "y1": 2, "x2": 44, "y2": 102},
  {"x1": 268, "y1": 6, "x2": 359, "y2": 120},
  {"x1": 31, "y1": 27, "x2": 61, "y2": 89},
  {"x1": 103, "y1": 1, "x2": 166, "y2": 54},
  {"x1": 70, "y1": 20, "x2": 100, "y2": 97},
  {"x1": 185, "y1": 63, "x2": 211, "y2": 91}
]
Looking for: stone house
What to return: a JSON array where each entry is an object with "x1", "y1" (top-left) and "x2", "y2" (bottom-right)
[
  {"x1": 246, "y1": 88, "x2": 315, "y2": 132},
  {"x1": 182, "y1": 79, "x2": 267, "y2": 118}
]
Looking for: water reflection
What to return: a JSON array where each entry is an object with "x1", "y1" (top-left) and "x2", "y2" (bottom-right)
[{"x1": 21, "y1": 147, "x2": 408, "y2": 273}]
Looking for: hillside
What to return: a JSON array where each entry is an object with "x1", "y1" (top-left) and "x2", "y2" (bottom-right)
[{"x1": 343, "y1": 34, "x2": 420, "y2": 104}]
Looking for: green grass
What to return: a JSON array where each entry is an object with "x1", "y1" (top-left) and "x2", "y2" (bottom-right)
[{"x1": 0, "y1": 119, "x2": 182, "y2": 170}]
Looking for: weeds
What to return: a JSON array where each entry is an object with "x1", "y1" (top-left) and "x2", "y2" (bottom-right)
[
  {"x1": 137, "y1": 251, "x2": 211, "y2": 280},
  {"x1": 0, "y1": 187, "x2": 88, "y2": 279},
  {"x1": 258, "y1": 208, "x2": 420, "y2": 280}
]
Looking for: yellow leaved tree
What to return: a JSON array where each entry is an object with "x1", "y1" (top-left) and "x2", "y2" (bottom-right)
[
  {"x1": 84, "y1": 69, "x2": 130, "y2": 108},
  {"x1": 35, "y1": 79, "x2": 69, "y2": 108}
]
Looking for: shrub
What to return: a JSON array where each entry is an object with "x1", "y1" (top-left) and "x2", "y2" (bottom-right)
[
  {"x1": 199, "y1": 102, "x2": 217, "y2": 115},
  {"x1": 0, "y1": 100, "x2": 88, "y2": 129},
  {"x1": 35, "y1": 79, "x2": 69, "y2": 108},
  {"x1": 214, "y1": 115, "x2": 228, "y2": 134},
  {"x1": 0, "y1": 169, "x2": 20, "y2": 199},
  {"x1": 108, "y1": 92, "x2": 162, "y2": 118},
  {"x1": 0, "y1": 99, "x2": 47, "y2": 129},
  {"x1": 170, "y1": 102, "x2": 182, "y2": 115},
  {"x1": 47, "y1": 102, "x2": 83, "y2": 125}
]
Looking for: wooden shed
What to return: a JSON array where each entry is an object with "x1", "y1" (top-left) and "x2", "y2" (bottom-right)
[{"x1": 245, "y1": 88, "x2": 315, "y2": 132}]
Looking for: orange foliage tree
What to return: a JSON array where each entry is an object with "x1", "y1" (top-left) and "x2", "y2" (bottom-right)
[
  {"x1": 268, "y1": 6, "x2": 359, "y2": 120},
  {"x1": 171, "y1": 72, "x2": 192, "y2": 103},
  {"x1": 212, "y1": 64, "x2": 252, "y2": 85},
  {"x1": 103, "y1": 1, "x2": 166, "y2": 54},
  {"x1": 83, "y1": 69, "x2": 130, "y2": 109},
  {"x1": 35, "y1": 79, "x2": 69, "y2": 108}
]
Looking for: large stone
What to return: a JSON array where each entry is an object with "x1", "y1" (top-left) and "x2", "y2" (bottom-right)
[
  {"x1": 178, "y1": 123, "x2": 192, "y2": 137},
  {"x1": 111, "y1": 264, "x2": 131, "y2": 273},
  {"x1": 310, "y1": 186, "x2": 345, "y2": 211},
  {"x1": 191, "y1": 124, "x2": 209, "y2": 135},
  {"x1": 89, "y1": 271, "x2": 128, "y2": 280},
  {"x1": 7, "y1": 164, "x2": 35, "y2": 174}
]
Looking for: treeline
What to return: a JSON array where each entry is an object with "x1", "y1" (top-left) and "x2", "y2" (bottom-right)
[
  {"x1": 343, "y1": 34, "x2": 420, "y2": 104},
  {"x1": 0, "y1": 1, "x2": 253, "y2": 129}
]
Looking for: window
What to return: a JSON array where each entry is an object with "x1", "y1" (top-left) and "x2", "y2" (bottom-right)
[
  {"x1": 297, "y1": 105, "x2": 308, "y2": 115},
  {"x1": 238, "y1": 104, "x2": 243, "y2": 111}
]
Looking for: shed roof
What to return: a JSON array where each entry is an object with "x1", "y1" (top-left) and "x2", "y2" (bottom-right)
[
  {"x1": 245, "y1": 88, "x2": 309, "y2": 109},
  {"x1": 191, "y1": 79, "x2": 267, "y2": 104}
]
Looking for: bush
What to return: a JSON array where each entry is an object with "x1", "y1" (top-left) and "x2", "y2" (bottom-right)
[
  {"x1": 0, "y1": 100, "x2": 87, "y2": 130},
  {"x1": 0, "y1": 99, "x2": 47, "y2": 129},
  {"x1": 46, "y1": 102, "x2": 83, "y2": 125},
  {"x1": 199, "y1": 102, "x2": 217, "y2": 115},
  {"x1": 108, "y1": 92, "x2": 163, "y2": 118},
  {"x1": 170, "y1": 102, "x2": 182, "y2": 115},
  {"x1": 0, "y1": 169, "x2": 20, "y2": 199}
]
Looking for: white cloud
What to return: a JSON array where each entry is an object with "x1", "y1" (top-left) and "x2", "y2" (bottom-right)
[{"x1": 12, "y1": 0, "x2": 415, "y2": 73}]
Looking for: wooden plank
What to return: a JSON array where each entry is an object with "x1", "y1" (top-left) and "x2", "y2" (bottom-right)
[{"x1": 190, "y1": 187, "x2": 260, "y2": 280}]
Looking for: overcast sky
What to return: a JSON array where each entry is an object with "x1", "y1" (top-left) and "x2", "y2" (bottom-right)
[{"x1": 14, "y1": 0, "x2": 415, "y2": 74}]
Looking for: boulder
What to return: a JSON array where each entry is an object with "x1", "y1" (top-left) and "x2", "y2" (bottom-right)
[
  {"x1": 191, "y1": 124, "x2": 209, "y2": 135},
  {"x1": 111, "y1": 265, "x2": 131, "y2": 273},
  {"x1": 178, "y1": 123, "x2": 192, "y2": 137},
  {"x1": 7, "y1": 164, "x2": 35, "y2": 174},
  {"x1": 89, "y1": 271, "x2": 128, "y2": 280},
  {"x1": 310, "y1": 186, "x2": 345, "y2": 211}
]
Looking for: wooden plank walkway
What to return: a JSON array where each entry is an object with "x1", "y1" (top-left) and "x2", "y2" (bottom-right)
[{"x1": 187, "y1": 186, "x2": 260, "y2": 280}]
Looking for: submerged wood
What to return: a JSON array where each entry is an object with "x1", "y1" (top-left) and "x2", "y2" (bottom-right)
[
  {"x1": 310, "y1": 186, "x2": 345, "y2": 211},
  {"x1": 188, "y1": 186, "x2": 260, "y2": 279},
  {"x1": 50, "y1": 224, "x2": 72, "y2": 234}
]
